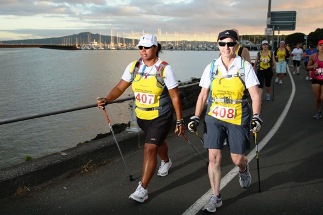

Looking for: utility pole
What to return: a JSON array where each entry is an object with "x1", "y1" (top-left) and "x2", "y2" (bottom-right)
[{"x1": 266, "y1": 0, "x2": 271, "y2": 41}]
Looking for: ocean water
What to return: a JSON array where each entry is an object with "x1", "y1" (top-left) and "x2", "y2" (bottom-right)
[{"x1": 0, "y1": 48, "x2": 257, "y2": 169}]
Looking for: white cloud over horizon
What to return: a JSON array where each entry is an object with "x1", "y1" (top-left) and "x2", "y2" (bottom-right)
[{"x1": 0, "y1": 0, "x2": 322, "y2": 41}]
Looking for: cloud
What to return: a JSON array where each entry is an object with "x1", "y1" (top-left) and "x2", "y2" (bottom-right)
[{"x1": 0, "y1": 0, "x2": 322, "y2": 41}]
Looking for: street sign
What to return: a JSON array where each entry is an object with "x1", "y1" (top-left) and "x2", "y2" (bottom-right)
[
  {"x1": 265, "y1": 28, "x2": 273, "y2": 36},
  {"x1": 270, "y1": 11, "x2": 296, "y2": 31}
]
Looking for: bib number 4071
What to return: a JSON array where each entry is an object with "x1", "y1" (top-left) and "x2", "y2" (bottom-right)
[
  {"x1": 211, "y1": 105, "x2": 236, "y2": 119},
  {"x1": 135, "y1": 92, "x2": 155, "y2": 105}
]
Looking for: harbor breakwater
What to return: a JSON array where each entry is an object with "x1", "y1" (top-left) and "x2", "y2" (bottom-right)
[{"x1": 0, "y1": 81, "x2": 201, "y2": 198}]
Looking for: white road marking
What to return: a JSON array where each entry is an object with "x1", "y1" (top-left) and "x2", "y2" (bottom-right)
[{"x1": 182, "y1": 66, "x2": 295, "y2": 215}]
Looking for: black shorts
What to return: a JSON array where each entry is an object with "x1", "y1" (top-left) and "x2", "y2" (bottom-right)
[
  {"x1": 312, "y1": 78, "x2": 323, "y2": 86},
  {"x1": 137, "y1": 110, "x2": 173, "y2": 146},
  {"x1": 257, "y1": 68, "x2": 273, "y2": 88},
  {"x1": 293, "y1": 60, "x2": 301, "y2": 67}
]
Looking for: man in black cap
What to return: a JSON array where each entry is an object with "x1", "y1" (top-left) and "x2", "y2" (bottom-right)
[{"x1": 188, "y1": 29, "x2": 262, "y2": 213}]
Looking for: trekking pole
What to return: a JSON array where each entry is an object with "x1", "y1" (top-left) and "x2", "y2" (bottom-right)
[
  {"x1": 194, "y1": 131, "x2": 204, "y2": 146},
  {"x1": 272, "y1": 68, "x2": 275, "y2": 101},
  {"x1": 182, "y1": 135, "x2": 208, "y2": 166},
  {"x1": 254, "y1": 132, "x2": 261, "y2": 192},
  {"x1": 101, "y1": 106, "x2": 135, "y2": 181}
]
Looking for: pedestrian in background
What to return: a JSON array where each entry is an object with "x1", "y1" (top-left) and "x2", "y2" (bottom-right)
[
  {"x1": 303, "y1": 43, "x2": 318, "y2": 80},
  {"x1": 306, "y1": 40, "x2": 323, "y2": 119},
  {"x1": 254, "y1": 40, "x2": 276, "y2": 101},
  {"x1": 97, "y1": 34, "x2": 185, "y2": 203},
  {"x1": 188, "y1": 29, "x2": 262, "y2": 213},
  {"x1": 232, "y1": 29, "x2": 252, "y2": 64},
  {"x1": 291, "y1": 43, "x2": 304, "y2": 75},
  {"x1": 274, "y1": 41, "x2": 290, "y2": 84}
]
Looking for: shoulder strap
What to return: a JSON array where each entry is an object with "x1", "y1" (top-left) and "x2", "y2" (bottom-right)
[
  {"x1": 155, "y1": 61, "x2": 168, "y2": 86},
  {"x1": 129, "y1": 58, "x2": 142, "y2": 82},
  {"x1": 238, "y1": 46, "x2": 243, "y2": 57},
  {"x1": 209, "y1": 60, "x2": 218, "y2": 81},
  {"x1": 208, "y1": 60, "x2": 218, "y2": 102}
]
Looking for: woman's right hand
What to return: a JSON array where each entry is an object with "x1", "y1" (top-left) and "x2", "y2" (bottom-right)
[{"x1": 97, "y1": 97, "x2": 108, "y2": 109}]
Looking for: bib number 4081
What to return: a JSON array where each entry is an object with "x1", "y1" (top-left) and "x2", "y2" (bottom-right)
[
  {"x1": 135, "y1": 92, "x2": 155, "y2": 105},
  {"x1": 211, "y1": 106, "x2": 235, "y2": 119}
]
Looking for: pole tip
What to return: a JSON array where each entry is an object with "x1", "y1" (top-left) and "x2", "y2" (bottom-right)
[{"x1": 129, "y1": 175, "x2": 135, "y2": 181}]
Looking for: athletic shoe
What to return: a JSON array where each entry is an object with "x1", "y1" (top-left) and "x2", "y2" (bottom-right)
[
  {"x1": 129, "y1": 182, "x2": 148, "y2": 203},
  {"x1": 279, "y1": 80, "x2": 283, "y2": 85},
  {"x1": 239, "y1": 165, "x2": 252, "y2": 188},
  {"x1": 265, "y1": 94, "x2": 270, "y2": 101},
  {"x1": 275, "y1": 77, "x2": 279, "y2": 83},
  {"x1": 297, "y1": 72, "x2": 300, "y2": 75},
  {"x1": 305, "y1": 76, "x2": 309, "y2": 80},
  {"x1": 202, "y1": 194, "x2": 222, "y2": 213},
  {"x1": 313, "y1": 112, "x2": 322, "y2": 119},
  {"x1": 157, "y1": 159, "x2": 172, "y2": 176}
]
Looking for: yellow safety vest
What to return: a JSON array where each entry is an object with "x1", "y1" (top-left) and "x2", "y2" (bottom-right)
[
  {"x1": 130, "y1": 60, "x2": 170, "y2": 120},
  {"x1": 208, "y1": 64, "x2": 247, "y2": 125},
  {"x1": 259, "y1": 51, "x2": 272, "y2": 70}
]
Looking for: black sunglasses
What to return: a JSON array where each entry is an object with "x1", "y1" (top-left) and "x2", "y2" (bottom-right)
[
  {"x1": 218, "y1": 41, "x2": 238, "y2": 47},
  {"x1": 138, "y1": 46, "x2": 153, "y2": 50}
]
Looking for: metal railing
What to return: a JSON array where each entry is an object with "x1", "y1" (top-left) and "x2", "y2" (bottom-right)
[
  {"x1": 0, "y1": 96, "x2": 134, "y2": 125},
  {"x1": 0, "y1": 82, "x2": 199, "y2": 126}
]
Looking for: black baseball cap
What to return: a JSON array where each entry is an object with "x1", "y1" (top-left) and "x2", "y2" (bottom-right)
[{"x1": 218, "y1": 30, "x2": 238, "y2": 41}]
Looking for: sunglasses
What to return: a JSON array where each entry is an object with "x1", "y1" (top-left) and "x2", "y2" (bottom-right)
[
  {"x1": 138, "y1": 46, "x2": 153, "y2": 50},
  {"x1": 218, "y1": 41, "x2": 238, "y2": 47}
]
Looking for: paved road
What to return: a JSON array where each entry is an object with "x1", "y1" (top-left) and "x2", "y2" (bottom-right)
[{"x1": 1, "y1": 65, "x2": 323, "y2": 215}]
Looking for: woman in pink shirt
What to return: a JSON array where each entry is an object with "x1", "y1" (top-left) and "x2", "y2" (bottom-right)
[{"x1": 307, "y1": 40, "x2": 323, "y2": 119}]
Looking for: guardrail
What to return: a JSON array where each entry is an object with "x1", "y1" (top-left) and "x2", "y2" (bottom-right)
[
  {"x1": 0, "y1": 82, "x2": 199, "y2": 126},
  {"x1": 0, "y1": 97, "x2": 134, "y2": 125}
]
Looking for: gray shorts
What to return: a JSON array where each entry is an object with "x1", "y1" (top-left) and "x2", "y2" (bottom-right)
[{"x1": 203, "y1": 115, "x2": 251, "y2": 154}]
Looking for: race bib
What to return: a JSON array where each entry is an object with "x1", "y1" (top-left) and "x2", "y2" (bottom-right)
[
  {"x1": 211, "y1": 105, "x2": 236, "y2": 120},
  {"x1": 135, "y1": 92, "x2": 156, "y2": 105}
]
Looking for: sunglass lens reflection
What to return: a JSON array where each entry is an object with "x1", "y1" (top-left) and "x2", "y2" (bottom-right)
[
  {"x1": 138, "y1": 46, "x2": 152, "y2": 50},
  {"x1": 218, "y1": 42, "x2": 237, "y2": 47}
]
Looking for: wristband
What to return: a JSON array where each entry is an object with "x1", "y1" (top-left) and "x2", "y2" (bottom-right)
[{"x1": 176, "y1": 119, "x2": 184, "y2": 126}]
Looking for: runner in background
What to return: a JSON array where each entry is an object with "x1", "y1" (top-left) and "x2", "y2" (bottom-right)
[
  {"x1": 306, "y1": 40, "x2": 323, "y2": 119},
  {"x1": 274, "y1": 41, "x2": 290, "y2": 84},
  {"x1": 303, "y1": 43, "x2": 318, "y2": 80},
  {"x1": 254, "y1": 40, "x2": 276, "y2": 101},
  {"x1": 291, "y1": 43, "x2": 304, "y2": 75}
]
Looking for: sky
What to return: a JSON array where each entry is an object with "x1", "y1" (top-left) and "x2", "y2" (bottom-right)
[{"x1": 0, "y1": 0, "x2": 322, "y2": 42}]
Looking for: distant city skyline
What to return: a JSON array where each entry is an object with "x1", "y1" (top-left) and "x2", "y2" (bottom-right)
[{"x1": 0, "y1": 0, "x2": 322, "y2": 41}]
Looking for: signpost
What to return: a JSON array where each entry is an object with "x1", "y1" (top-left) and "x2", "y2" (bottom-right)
[
  {"x1": 270, "y1": 11, "x2": 296, "y2": 31},
  {"x1": 267, "y1": 10, "x2": 297, "y2": 51}
]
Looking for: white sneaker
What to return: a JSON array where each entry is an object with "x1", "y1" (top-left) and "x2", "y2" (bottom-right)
[
  {"x1": 279, "y1": 80, "x2": 283, "y2": 85},
  {"x1": 275, "y1": 77, "x2": 279, "y2": 83},
  {"x1": 157, "y1": 159, "x2": 172, "y2": 176},
  {"x1": 305, "y1": 76, "x2": 309, "y2": 80},
  {"x1": 239, "y1": 165, "x2": 252, "y2": 188},
  {"x1": 202, "y1": 194, "x2": 222, "y2": 213},
  {"x1": 129, "y1": 182, "x2": 148, "y2": 203},
  {"x1": 265, "y1": 94, "x2": 270, "y2": 101}
]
